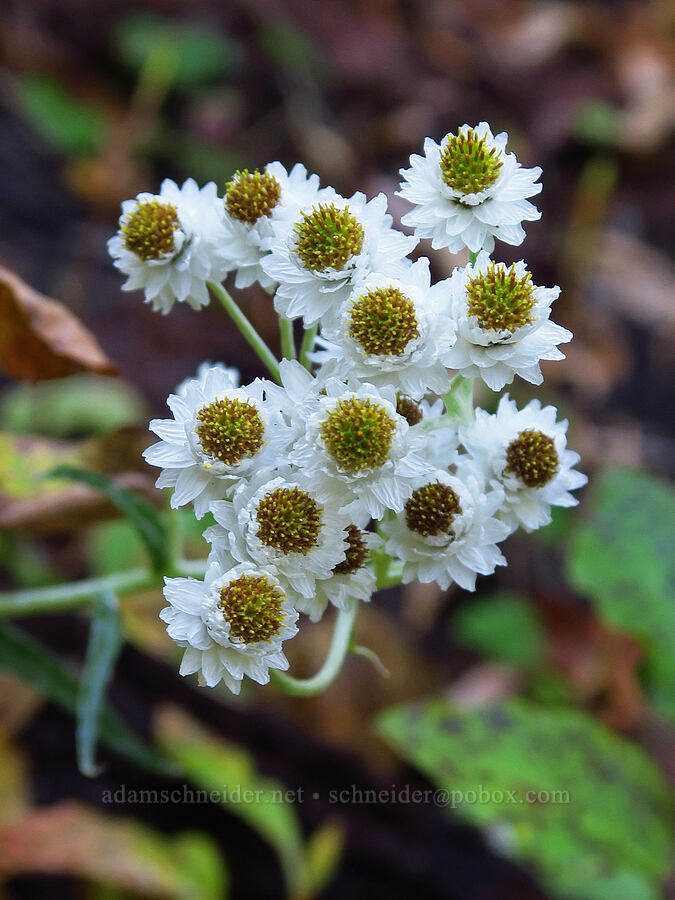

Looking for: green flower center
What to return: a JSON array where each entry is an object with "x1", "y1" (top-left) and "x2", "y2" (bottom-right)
[
  {"x1": 256, "y1": 487, "x2": 323, "y2": 554},
  {"x1": 439, "y1": 128, "x2": 503, "y2": 195},
  {"x1": 219, "y1": 574, "x2": 286, "y2": 644},
  {"x1": 196, "y1": 398, "x2": 265, "y2": 465},
  {"x1": 333, "y1": 525, "x2": 368, "y2": 575},
  {"x1": 225, "y1": 169, "x2": 281, "y2": 224},
  {"x1": 466, "y1": 263, "x2": 535, "y2": 333},
  {"x1": 122, "y1": 201, "x2": 180, "y2": 261},
  {"x1": 504, "y1": 429, "x2": 559, "y2": 487},
  {"x1": 320, "y1": 397, "x2": 396, "y2": 474},
  {"x1": 396, "y1": 394, "x2": 423, "y2": 426},
  {"x1": 348, "y1": 287, "x2": 419, "y2": 356},
  {"x1": 405, "y1": 482, "x2": 462, "y2": 537},
  {"x1": 294, "y1": 204, "x2": 364, "y2": 272}
]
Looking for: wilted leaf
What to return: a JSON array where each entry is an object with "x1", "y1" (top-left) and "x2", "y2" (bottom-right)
[
  {"x1": 0, "y1": 267, "x2": 116, "y2": 382},
  {"x1": 377, "y1": 697, "x2": 674, "y2": 900},
  {"x1": 567, "y1": 468, "x2": 675, "y2": 720},
  {"x1": 0, "y1": 801, "x2": 227, "y2": 898},
  {"x1": 452, "y1": 592, "x2": 546, "y2": 666},
  {"x1": 156, "y1": 706, "x2": 341, "y2": 899}
]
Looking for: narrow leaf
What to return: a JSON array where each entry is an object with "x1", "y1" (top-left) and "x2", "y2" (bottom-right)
[
  {"x1": 0, "y1": 624, "x2": 172, "y2": 776},
  {"x1": 48, "y1": 465, "x2": 168, "y2": 571},
  {"x1": 76, "y1": 591, "x2": 123, "y2": 777}
]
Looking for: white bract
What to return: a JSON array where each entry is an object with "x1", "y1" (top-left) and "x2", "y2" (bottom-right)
[
  {"x1": 436, "y1": 251, "x2": 572, "y2": 390},
  {"x1": 460, "y1": 395, "x2": 588, "y2": 533},
  {"x1": 220, "y1": 163, "x2": 323, "y2": 291},
  {"x1": 143, "y1": 365, "x2": 289, "y2": 517},
  {"x1": 290, "y1": 381, "x2": 435, "y2": 527},
  {"x1": 314, "y1": 258, "x2": 456, "y2": 399},
  {"x1": 380, "y1": 463, "x2": 509, "y2": 591},
  {"x1": 161, "y1": 561, "x2": 298, "y2": 692},
  {"x1": 108, "y1": 178, "x2": 228, "y2": 314},
  {"x1": 261, "y1": 189, "x2": 417, "y2": 326},
  {"x1": 398, "y1": 123, "x2": 542, "y2": 254},
  {"x1": 205, "y1": 468, "x2": 350, "y2": 601}
]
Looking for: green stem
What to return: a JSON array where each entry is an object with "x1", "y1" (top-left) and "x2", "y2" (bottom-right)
[
  {"x1": 299, "y1": 325, "x2": 317, "y2": 370},
  {"x1": 270, "y1": 601, "x2": 357, "y2": 696},
  {"x1": 468, "y1": 250, "x2": 479, "y2": 265},
  {"x1": 0, "y1": 569, "x2": 153, "y2": 619},
  {"x1": 207, "y1": 281, "x2": 281, "y2": 382},
  {"x1": 279, "y1": 317, "x2": 296, "y2": 360}
]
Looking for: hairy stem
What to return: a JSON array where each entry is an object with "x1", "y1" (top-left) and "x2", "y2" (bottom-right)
[
  {"x1": 207, "y1": 281, "x2": 281, "y2": 382},
  {"x1": 270, "y1": 601, "x2": 357, "y2": 696},
  {"x1": 299, "y1": 325, "x2": 317, "y2": 370}
]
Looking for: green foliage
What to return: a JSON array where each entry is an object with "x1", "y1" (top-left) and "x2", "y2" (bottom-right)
[
  {"x1": 76, "y1": 591, "x2": 123, "y2": 777},
  {"x1": 87, "y1": 520, "x2": 147, "y2": 577},
  {"x1": 573, "y1": 100, "x2": 621, "y2": 147},
  {"x1": 0, "y1": 624, "x2": 171, "y2": 776},
  {"x1": 378, "y1": 697, "x2": 673, "y2": 900},
  {"x1": 452, "y1": 591, "x2": 546, "y2": 665},
  {"x1": 16, "y1": 75, "x2": 107, "y2": 155},
  {"x1": 157, "y1": 708, "x2": 343, "y2": 899},
  {"x1": 257, "y1": 18, "x2": 325, "y2": 85},
  {"x1": 113, "y1": 12, "x2": 242, "y2": 86},
  {"x1": 48, "y1": 466, "x2": 169, "y2": 573},
  {"x1": 567, "y1": 467, "x2": 675, "y2": 720},
  {"x1": 0, "y1": 375, "x2": 146, "y2": 438}
]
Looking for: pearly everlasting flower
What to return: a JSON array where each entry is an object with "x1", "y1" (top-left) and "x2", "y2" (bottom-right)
[
  {"x1": 290, "y1": 381, "x2": 435, "y2": 527},
  {"x1": 205, "y1": 468, "x2": 350, "y2": 602},
  {"x1": 460, "y1": 395, "x2": 588, "y2": 533},
  {"x1": 398, "y1": 123, "x2": 542, "y2": 254},
  {"x1": 380, "y1": 463, "x2": 509, "y2": 591},
  {"x1": 314, "y1": 258, "x2": 456, "y2": 399},
  {"x1": 220, "y1": 163, "x2": 323, "y2": 291},
  {"x1": 261, "y1": 189, "x2": 417, "y2": 326},
  {"x1": 143, "y1": 365, "x2": 290, "y2": 517},
  {"x1": 435, "y1": 251, "x2": 572, "y2": 391},
  {"x1": 108, "y1": 178, "x2": 229, "y2": 314},
  {"x1": 309, "y1": 527, "x2": 382, "y2": 622},
  {"x1": 161, "y1": 561, "x2": 298, "y2": 692}
]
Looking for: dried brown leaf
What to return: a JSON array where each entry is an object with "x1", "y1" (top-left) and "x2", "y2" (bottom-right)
[{"x1": 0, "y1": 267, "x2": 116, "y2": 382}]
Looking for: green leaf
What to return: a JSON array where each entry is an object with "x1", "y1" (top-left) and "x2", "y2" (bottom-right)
[
  {"x1": 156, "y1": 707, "x2": 341, "y2": 899},
  {"x1": 0, "y1": 623, "x2": 172, "y2": 776},
  {"x1": 452, "y1": 591, "x2": 546, "y2": 666},
  {"x1": 257, "y1": 18, "x2": 325, "y2": 84},
  {"x1": 567, "y1": 467, "x2": 675, "y2": 720},
  {"x1": 76, "y1": 591, "x2": 124, "y2": 777},
  {"x1": 113, "y1": 12, "x2": 242, "y2": 86},
  {"x1": 377, "y1": 697, "x2": 674, "y2": 900},
  {"x1": 16, "y1": 75, "x2": 107, "y2": 155},
  {"x1": 48, "y1": 465, "x2": 168, "y2": 572}
]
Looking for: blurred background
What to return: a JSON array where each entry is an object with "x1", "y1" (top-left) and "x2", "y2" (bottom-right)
[{"x1": 0, "y1": 1, "x2": 673, "y2": 898}]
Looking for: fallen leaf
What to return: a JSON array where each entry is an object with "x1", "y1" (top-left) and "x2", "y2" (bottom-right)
[{"x1": 0, "y1": 267, "x2": 116, "y2": 381}]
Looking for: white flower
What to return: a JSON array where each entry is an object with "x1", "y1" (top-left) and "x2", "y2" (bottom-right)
[
  {"x1": 205, "y1": 468, "x2": 350, "y2": 602},
  {"x1": 460, "y1": 395, "x2": 588, "y2": 533},
  {"x1": 143, "y1": 365, "x2": 289, "y2": 517},
  {"x1": 261, "y1": 189, "x2": 417, "y2": 326},
  {"x1": 290, "y1": 381, "x2": 435, "y2": 527},
  {"x1": 314, "y1": 258, "x2": 456, "y2": 399},
  {"x1": 221, "y1": 163, "x2": 323, "y2": 291},
  {"x1": 176, "y1": 361, "x2": 240, "y2": 397},
  {"x1": 161, "y1": 560, "x2": 298, "y2": 692},
  {"x1": 398, "y1": 123, "x2": 542, "y2": 254},
  {"x1": 435, "y1": 251, "x2": 572, "y2": 391},
  {"x1": 108, "y1": 178, "x2": 228, "y2": 314},
  {"x1": 380, "y1": 463, "x2": 510, "y2": 591},
  {"x1": 310, "y1": 527, "x2": 382, "y2": 622}
]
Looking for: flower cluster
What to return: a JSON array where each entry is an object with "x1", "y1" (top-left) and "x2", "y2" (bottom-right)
[{"x1": 110, "y1": 123, "x2": 586, "y2": 693}]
